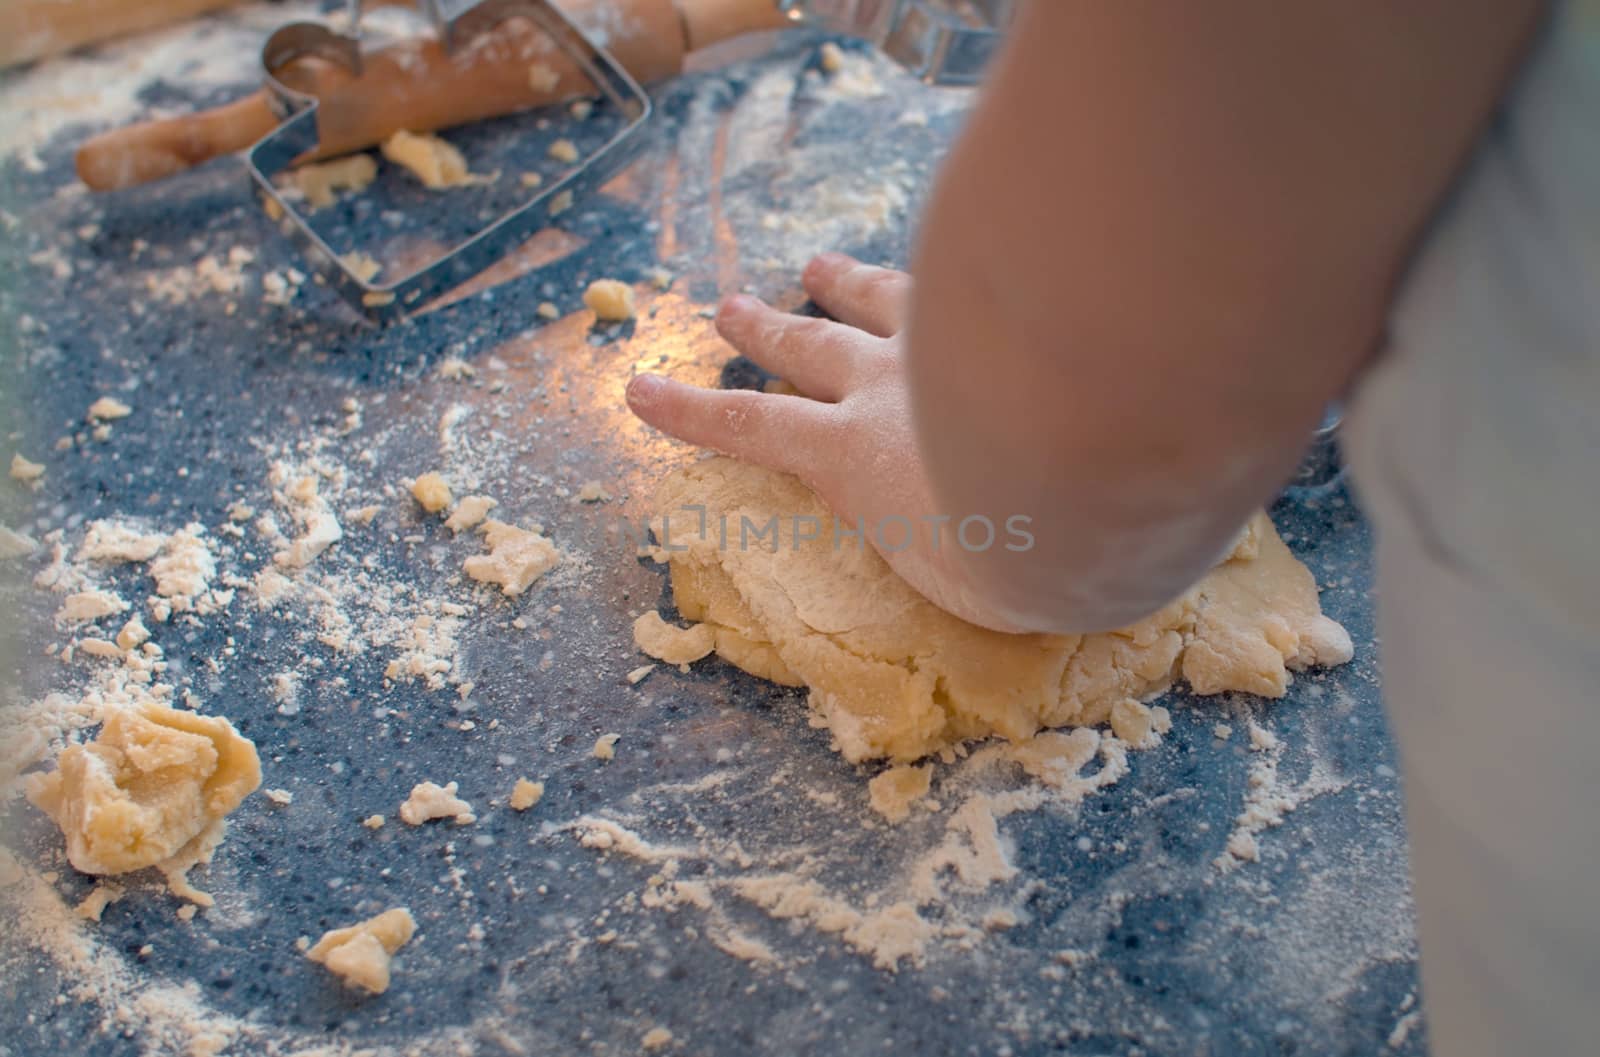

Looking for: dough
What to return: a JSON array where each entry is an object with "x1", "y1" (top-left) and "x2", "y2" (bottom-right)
[
  {"x1": 307, "y1": 907, "x2": 416, "y2": 994},
  {"x1": 593, "y1": 733, "x2": 621, "y2": 760},
  {"x1": 650, "y1": 458, "x2": 1353, "y2": 764},
  {"x1": 633, "y1": 611, "x2": 715, "y2": 666},
  {"x1": 509, "y1": 778, "x2": 544, "y2": 811},
  {"x1": 86, "y1": 396, "x2": 131, "y2": 421},
  {"x1": 444, "y1": 494, "x2": 496, "y2": 534},
  {"x1": 463, "y1": 520, "x2": 560, "y2": 597},
  {"x1": 58, "y1": 589, "x2": 128, "y2": 622},
  {"x1": 398, "y1": 781, "x2": 475, "y2": 825},
  {"x1": 381, "y1": 130, "x2": 473, "y2": 189},
  {"x1": 23, "y1": 701, "x2": 262, "y2": 878},
  {"x1": 410, "y1": 472, "x2": 452, "y2": 514},
  {"x1": 583, "y1": 280, "x2": 635, "y2": 321},
  {"x1": 294, "y1": 153, "x2": 377, "y2": 210},
  {"x1": 867, "y1": 765, "x2": 932, "y2": 824},
  {"x1": 547, "y1": 138, "x2": 580, "y2": 165},
  {"x1": 10, "y1": 453, "x2": 44, "y2": 482}
]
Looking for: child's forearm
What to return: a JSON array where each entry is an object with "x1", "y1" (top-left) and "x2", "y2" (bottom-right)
[{"x1": 903, "y1": 0, "x2": 1539, "y2": 635}]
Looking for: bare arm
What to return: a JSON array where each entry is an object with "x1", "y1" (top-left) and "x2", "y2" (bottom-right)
[{"x1": 909, "y1": 0, "x2": 1541, "y2": 631}]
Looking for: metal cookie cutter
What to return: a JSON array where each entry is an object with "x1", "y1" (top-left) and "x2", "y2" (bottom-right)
[
  {"x1": 777, "y1": 0, "x2": 1016, "y2": 85},
  {"x1": 245, "y1": 0, "x2": 652, "y2": 323}
]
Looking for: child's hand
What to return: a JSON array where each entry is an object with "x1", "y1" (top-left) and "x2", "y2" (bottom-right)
[{"x1": 625, "y1": 252, "x2": 1029, "y2": 633}]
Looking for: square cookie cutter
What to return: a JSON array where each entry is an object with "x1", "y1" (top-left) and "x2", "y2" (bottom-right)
[{"x1": 245, "y1": 0, "x2": 652, "y2": 323}]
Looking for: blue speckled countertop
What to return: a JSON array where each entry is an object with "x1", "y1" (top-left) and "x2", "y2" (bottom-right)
[{"x1": 0, "y1": 13, "x2": 1423, "y2": 1057}]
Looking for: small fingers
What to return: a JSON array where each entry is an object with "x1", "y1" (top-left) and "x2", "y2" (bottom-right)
[
  {"x1": 715, "y1": 295, "x2": 866, "y2": 402},
  {"x1": 625, "y1": 373, "x2": 837, "y2": 478},
  {"x1": 802, "y1": 253, "x2": 911, "y2": 337}
]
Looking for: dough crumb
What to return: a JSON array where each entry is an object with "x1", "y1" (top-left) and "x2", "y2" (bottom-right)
[
  {"x1": 867, "y1": 765, "x2": 932, "y2": 824},
  {"x1": 87, "y1": 396, "x2": 131, "y2": 421},
  {"x1": 593, "y1": 733, "x2": 621, "y2": 761},
  {"x1": 641, "y1": 1026, "x2": 674, "y2": 1051},
  {"x1": 648, "y1": 267, "x2": 672, "y2": 291},
  {"x1": 819, "y1": 41, "x2": 846, "y2": 74},
  {"x1": 410, "y1": 472, "x2": 453, "y2": 514},
  {"x1": 444, "y1": 495, "x2": 497, "y2": 534},
  {"x1": 633, "y1": 611, "x2": 715, "y2": 666},
  {"x1": 1109, "y1": 698, "x2": 1171, "y2": 748},
  {"x1": 263, "y1": 788, "x2": 294, "y2": 806},
  {"x1": 548, "y1": 189, "x2": 574, "y2": 216},
  {"x1": 340, "y1": 251, "x2": 382, "y2": 283},
  {"x1": 0, "y1": 525, "x2": 38, "y2": 559},
  {"x1": 10, "y1": 452, "x2": 44, "y2": 482},
  {"x1": 464, "y1": 520, "x2": 560, "y2": 597},
  {"x1": 306, "y1": 907, "x2": 416, "y2": 995},
  {"x1": 347, "y1": 504, "x2": 381, "y2": 527},
  {"x1": 382, "y1": 130, "x2": 475, "y2": 189},
  {"x1": 527, "y1": 62, "x2": 560, "y2": 93},
  {"x1": 59, "y1": 589, "x2": 127, "y2": 623},
  {"x1": 115, "y1": 617, "x2": 149, "y2": 651},
  {"x1": 22, "y1": 700, "x2": 262, "y2": 880},
  {"x1": 519, "y1": 170, "x2": 544, "y2": 189},
  {"x1": 76, "y1": 883, "x2": 124, "y2": 922},
  {"x1": 294, "y1": 153, "x2": 377, "y2": 210},
  {"x1": 399, "y1": 781, "x2": 476, "y2": 825},
  {"x1": 536, "y1": 301, "x2": 560, "y2": 320},
  {"x1": 583, "y1": 279, "x2": 635, "y2": 321},
  {"x1": 1213, "y1": 723, "x2": 1234, "y2": 740},
  {"x1": 362, "y1": 814, "x2": 386, "y2": 830},
  {"x1": 569, "y1": 98, "x2": 594, "y2": 120},
  {"x1": 434, "y1": 358, "x2": 475, "y2": 381},
  {"x1": 547, "y1": 138, "x2": 580, "y2": 165},
  {"x1": 509, "y1": 778, "x2": 545, "y2": 812},
  {"x1": 176, "y1": 904, "x2": 198, "y2": 922},
  {"x1": 626, "y1": 664, "x2": 656, "y2": 685},
  {"x1": 575, "y1": 480, "x2": 611, "y2": 503}
]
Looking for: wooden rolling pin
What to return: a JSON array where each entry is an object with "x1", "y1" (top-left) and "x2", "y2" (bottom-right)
[
  {"x1": 0, "y1": 0, "x2": 246, "y2": 70},
  {"x1": 75, "y1": 0, "x2": 792, "y2": 192}
]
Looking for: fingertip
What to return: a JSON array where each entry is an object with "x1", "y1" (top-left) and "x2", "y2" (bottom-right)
[
  {"x1": 625, "y1": 373, "x2": 667, "y2": 410},
  {"x1": 803, "y1": 252, "x2": 853, "y2": 289}
]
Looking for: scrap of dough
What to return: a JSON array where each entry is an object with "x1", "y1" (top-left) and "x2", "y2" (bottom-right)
[
  {"x1": 547, "y1": 138, "x2": 580, "y2": 164},
  {"x1": 651, "y1": 458, "x2": 1353, "y2": 764},
  {"x1": 382, "y1": 130, "x2": 474, "y2": 189},
  {"x1": 584, "y1": 279, "x2": 635, "y2": 321},
  {"x1": 22, "y1": 701, "x2": 262, "y2": 878},
  {"x1": 10, "y1": 453, "x2": 44, "y2": 482},
  {"x1": 0, "y1": 525, "x2": 37, "y2": 559},
  {"x1": 633, "y1": 611, "x2": 716, "y2": 666},
  {"x1": 527, "y1": 62, "x2": 561, "y2": 93},
  {"x1": 115, "y1": 617, "x2": 149, "y2": 651},
  {"x1": 444, "y1": 495, "x2": 497, "y2": 534},
  {"x1": 410, "y1": 472, "x2": 453, "y2": 514},
  {"x1": 306, "y1": 907, "x2": 416, "y2": 995},
  {"x1": 398, "y1": 781, "x2": 476, "y2": 825},
  {"x1": 819, "y1": 41, "x2": 846, "y2": 74},
  {"x1": 80, "y1": 520, "x2": 164, "y2": 562},
  {"x1": 867, "y1": 765, "x2": 932, "y2": 824},
  {"x1": 1109, "y1": 698, "x2": 1171, "y2": 748},
  {"x1": 87, "y1": 396, "x2": 131, "y2": 421},
  {"x1": 340, "y1": 251, "x2": 382, "y2": 283},
  {"x1": 642, "y1": 1027, "x2": 674, "y2": 1051},
  {"x1": 58, "y1": 589, "x2": 128, "y2": 622},
  {"x1": 464, "y1": 520, "x2": 560, "y2": 597},
  {"x1": 294, "y1": 154, "x2": 377, "y2": 210},
  {"x1": 593, "y1": 733, "x2": 620, "y2": 761},
  {"x1": 575, "y1": 480, "x2": 611, "y2": 503},
  {"x1": 509, "y1": 778, "x2": 544, "y2": 811}
]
